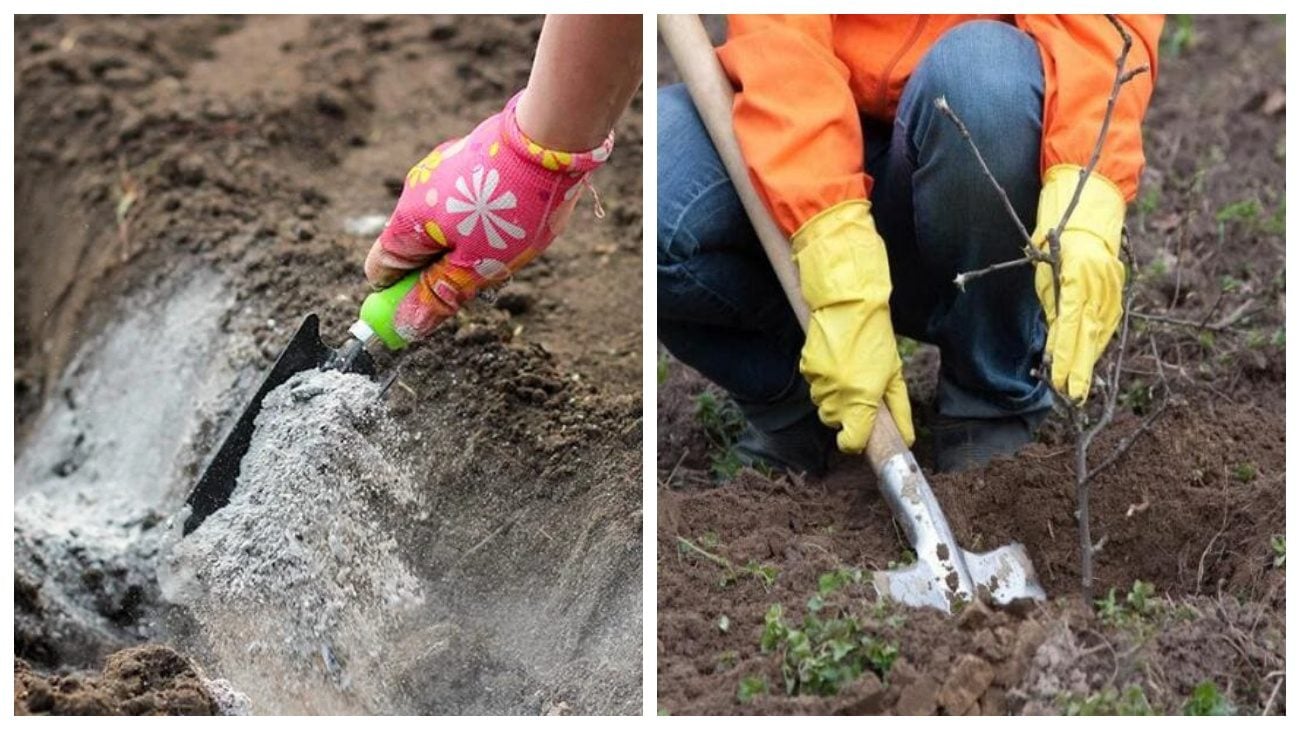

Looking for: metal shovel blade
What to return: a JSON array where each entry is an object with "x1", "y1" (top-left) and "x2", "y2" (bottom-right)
[
  {"x1": 181, "y1": 314, "x2": 374, "y2": 535},
  {"x1": 963, "y1": 543, "x2": 1047, "y2": 606},
  {"x1": 870, "y1": 451, "x2": 1047, "y2": 612}
]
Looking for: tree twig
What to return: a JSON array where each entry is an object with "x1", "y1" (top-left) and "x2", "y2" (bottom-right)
[
  {"x1": 934, "y1": 95, "x2": 1038, "y2": 252},
  {"x1": 952, "y1": 255, "x2": 1035, "y2": 291},
  {"x1": 940, "y1": 15, "x2": 1151, "y2": 602}
]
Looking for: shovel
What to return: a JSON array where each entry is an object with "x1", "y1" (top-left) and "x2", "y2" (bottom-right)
[
  {"x1": 181, "y1": 272, "x2": 420, "y2": 535},
  {"x1": 660, "y1": 15, "x2": 1046, "y2": 612}
]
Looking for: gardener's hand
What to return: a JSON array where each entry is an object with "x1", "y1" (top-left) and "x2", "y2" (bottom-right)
[
  {"x1": 364, "y1": 91, "x2": 613, "y2": 342},
  {"x1": 795, "y1": 201, "x2": 915, "y2": 453},
  {"x1": 1031, "y1": 164, "x2": 1126, "y2": 402}
]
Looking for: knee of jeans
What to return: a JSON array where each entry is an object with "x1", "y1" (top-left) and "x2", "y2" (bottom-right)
[
  {"x1": 657, "y1": 85, "x2": 702, "y2": 266},
  {"x1": 912, "y1": 21, "x2": 1043, "y2": 134}
]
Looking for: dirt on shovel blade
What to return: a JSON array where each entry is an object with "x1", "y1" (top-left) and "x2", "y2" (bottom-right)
[
  {"x1": 657, "y1": 14, "x2": 1284, "y2": 716},
  {"x1": 15, "y1": 14, "x2": 642, "y2": 715}
]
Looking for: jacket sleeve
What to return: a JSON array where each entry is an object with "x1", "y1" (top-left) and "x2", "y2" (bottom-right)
[
  {"x1": 1017, "y1": 14, "x2": 1163, "y2": 202},
  {"x1": 716, "y1": 15, "x2": 870, "y2": 238}
]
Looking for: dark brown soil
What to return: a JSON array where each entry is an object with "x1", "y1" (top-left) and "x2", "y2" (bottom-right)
[
  {"x1": 16, "y1": 14, "x2": 641, "y2": 714},
  {"x1": 15, "y1": 646, "x2": 217, "y2": 716},
  {"x1": 658, "y1": 15, "x2": 1284, "y2": 716}
]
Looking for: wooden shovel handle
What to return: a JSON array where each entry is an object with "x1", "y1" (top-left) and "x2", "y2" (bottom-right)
[{"x1": 658, "y1": 14, "x2": 912, "y2": 469}]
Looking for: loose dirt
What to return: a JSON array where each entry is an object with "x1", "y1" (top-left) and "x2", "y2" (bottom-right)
[
  {"x1": 16, "y1": 14, "x2": 642, "y2": 715},
  {"x1": 14, "y1": 645, "x2": 235, "y2": 716},
  {"x1": 658, "y1": 15, "x2": 1284, "y2": 715}
]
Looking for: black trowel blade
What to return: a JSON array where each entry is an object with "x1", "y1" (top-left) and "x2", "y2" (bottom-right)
[{"x1": 182, "y1": 314, "x2": 374, "y2": 535}]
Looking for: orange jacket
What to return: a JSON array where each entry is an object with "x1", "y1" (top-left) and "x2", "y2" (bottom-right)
[{"x1": 717, "y1": 15, "x2": 1163, "y2": 238}]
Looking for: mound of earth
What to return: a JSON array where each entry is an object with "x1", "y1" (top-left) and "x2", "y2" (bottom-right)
[{"x1": 14, "y1": 645, "x2": 235, "y2": 716}]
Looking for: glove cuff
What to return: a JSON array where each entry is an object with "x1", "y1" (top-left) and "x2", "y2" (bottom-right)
[
  {"x1": 1033, "y1": 164, "x2": 1126, "y2": 256},
  {"x1": 501, "y1": 91, "x2": 614, "y2": 174},
  {"x1": 791, "y1": 200, "x2": 891, "y2": 311}
]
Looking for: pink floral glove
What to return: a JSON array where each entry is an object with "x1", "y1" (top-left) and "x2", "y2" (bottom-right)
[{"x1": 364, "y1": 91, "x2": 613, "y2": 341}]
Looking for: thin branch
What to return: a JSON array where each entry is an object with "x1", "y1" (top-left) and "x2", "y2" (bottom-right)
[
  {"x1": 934, "y1": 95, "x2": 1036, "y2": 251},
  {"x1": 1129, "y1": 309, "x2": 1253, "y2": 333},
  {"x1": 952, "y1": 255, "x2": 1035, "y2": 291},
  {"x1": 1052, "y1": 15, "x2": 1145, "y2": 237},
  {"x1": 940, "y1": 15, "x2": 1151, "y2": 603}
]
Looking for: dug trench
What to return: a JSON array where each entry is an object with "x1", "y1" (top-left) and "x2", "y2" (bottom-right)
[
  {"x1": 657, "y1": 15, "x2": 1284, "y2": 716},
  {"x1": 15, "y1": 15, "x2": 642, "y2": 715}
]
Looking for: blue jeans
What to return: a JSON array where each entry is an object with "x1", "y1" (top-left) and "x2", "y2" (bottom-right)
[{"x1": 658, "y1": 21, "x2": 1054, "y2": 428}]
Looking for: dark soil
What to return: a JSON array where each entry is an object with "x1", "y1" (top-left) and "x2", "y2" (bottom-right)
[
  {"x1": 15, "y1": 646, "x2": 217, "y2": 716},
  {"x1": 16, "y1": 14, "x2": 642, "y2": 714},
  {"x1": 657, "y1": 15, "x2": 1284, "y2": 716}
]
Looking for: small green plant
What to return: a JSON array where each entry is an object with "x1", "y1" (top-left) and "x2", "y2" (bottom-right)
[
  {"x1": 657, "y1": 353, "x2": 670, "y2": 385},
  {"x1": 1160, "y1": 14, "x2": 1195, "y2": 58},
  {"x1": 725, "y1": 561, "x2": 779, "y2": 590},
  {"x1": 759, "y1": 568, "x2": 898, "y2": 696},
  {"x1": 1119, "y1": 380, "x2": 1154, "y2": 415},
  {"x1": 1126, "y1": 579, "x2": 1155, "y2": 614},
  {"x1": 1062, "y1": 684, "x2": 1154, "y2": 715},
  {"x1": 1218, "y1": 274, "x2": 1245, "y2": 294},
  {"x1": 717, "y1": 614, "x2": 731, "y2": 633},
  {"x1": 693, "y1": 390, "x2": 748, "y2": 480},
  {"x1": 737, "y1": 675, "x2": 768, "y2": 704},
  {"x1": 676, "y1": 536, "x2": 780, "y2": 591},
  {"x1": 1232, "y1": 462, "x2": 1258, "y2": 483},
  {"x1": 1196, "y1": 330, "x2": 1216, "y2": 352},
  {"x1": 1216, "y1": 198, "x2": 1284, "y2": 236},
  {"x1": 1183, "y1": 681, "x2": 1234, "y2": 716},
  {"x1": 1271, "y1": 327, "x2": 1285, "y2": 349},
  {"x1": 1262, "y1": 201, "x2": 1285, "y2": 235},
  {"x1": 1216, "y1": 198, "x2": 1261, "y2": 224},
  {"x1": 1271, "y1": 535, "x2": 1285, "y2": 568},
  {"x1": 1137, "y1": 186, "x2": 1161, "y2": 216},
  {"x1": 1096, "y1": 580, "x2": 1159, "y2": 627}
]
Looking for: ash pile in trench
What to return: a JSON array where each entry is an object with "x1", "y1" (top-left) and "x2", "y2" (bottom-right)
[{"x1": 159, "y1": 368, "x2": 429, "y2": 714}]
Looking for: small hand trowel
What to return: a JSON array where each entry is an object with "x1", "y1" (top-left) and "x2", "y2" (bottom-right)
[{"x1": 181, "y1": 272, "x2": 420, "y2": 535}]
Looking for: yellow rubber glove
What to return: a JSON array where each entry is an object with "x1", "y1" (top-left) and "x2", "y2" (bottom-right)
[
  {"x1": 793, "y1": 200, "x2": 915, "y2": 453},
  {"x1": 1031, "y1": 164, "x2": 1127, "y2": 402}
]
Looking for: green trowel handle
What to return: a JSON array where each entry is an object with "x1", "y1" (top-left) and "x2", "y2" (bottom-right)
[{"x1": 360, "y1": 271, "x2": 420, "y2": 350}]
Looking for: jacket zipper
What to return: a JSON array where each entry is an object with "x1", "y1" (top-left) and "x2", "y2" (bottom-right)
[{"x1": 876, "y1": 15, "x2": 929, "y2": 117}]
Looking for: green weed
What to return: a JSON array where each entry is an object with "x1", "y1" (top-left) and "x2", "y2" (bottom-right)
[
  {"x1": 1160, "y1": 15, "x2": 1195, "y2": 58},
  {"x1": 1096, "y1": 580, "x2": 1158, "y2": 627},
  {"x1": 1216, "y1": 199, "x2": 1261, "y2": 224},
  {"x1": 1061, "y1": 684, "x2": 1154, "y2": 715},
  {"x1": 1232, "y1": 462, "x2": 1257, "y2": 483},
  {"x1": 1137, "y1": 186, "x2": 1161, "y2": 216},
  {"x1": 1183, "y1": 681, "x2": 1234, "y2": 716},
  {"x1": 677, "y1": 536, "x2": 779, "y2": 591},
  {"x1": 1271, "y1": 535, "x2": 1285, "y2": 568},
  {"x1": 1218, "y1": 274, "x2": 1244, "y2": 294},
  {"x1": 737, "y1": 675, "x2": 768, "y2": 704},
  {"x1": 1119, "y1": 380, "x2": 1154, "y2": 415},
  {"x1": 693, "y1": 390, "x2": 747, "y2": 480},
  {"x1": 760, "y1": 568, "x2": 898, "y2": 696}
]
